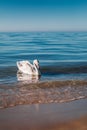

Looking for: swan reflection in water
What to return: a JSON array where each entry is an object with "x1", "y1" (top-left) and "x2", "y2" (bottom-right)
[{"x1": 17, "y1": 71, "x2": 40, "y2": 83}]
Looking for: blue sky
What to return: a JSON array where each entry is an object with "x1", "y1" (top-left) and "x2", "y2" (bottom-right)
[{"x1": 0, "y1": 0, "x2": 87, "y2": 31}]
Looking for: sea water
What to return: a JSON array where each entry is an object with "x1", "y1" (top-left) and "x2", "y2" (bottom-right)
[{"x1": 0, "y1": 32, "x2": 87, "y2": 108}]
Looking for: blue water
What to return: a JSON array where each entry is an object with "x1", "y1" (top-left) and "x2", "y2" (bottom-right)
[
  {"x1": 0, "y1": 31, "x2": 87, "y2": 84},
  {"x1": 0, "y1": 32, "x2": 87, "y2": 108}
]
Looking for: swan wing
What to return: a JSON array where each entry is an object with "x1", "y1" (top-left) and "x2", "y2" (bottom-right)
[{"x1": 17, "y1": 60, "x2": 33, "y2": 74}]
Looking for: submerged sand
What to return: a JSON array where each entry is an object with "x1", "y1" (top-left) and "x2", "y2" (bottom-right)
[
  {"x1": 0, "y1": 80, "x2": 87, "y2": 108},
  {"x1": 0, "y1": 99, "x2": 87, "y2": 130}
]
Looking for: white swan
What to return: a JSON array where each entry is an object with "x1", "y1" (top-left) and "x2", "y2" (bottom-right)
[{"x1": 16, "y1": 59, "x2": 41, "y2": 75}]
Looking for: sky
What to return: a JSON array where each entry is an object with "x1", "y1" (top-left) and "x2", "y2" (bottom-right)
[{"x1": 0, "y1": 0, "x2": 87, "y2": 31}]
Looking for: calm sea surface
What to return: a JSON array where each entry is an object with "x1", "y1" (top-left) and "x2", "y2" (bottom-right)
[
  {"x1": 0, "y1": 32, "x2": 87, "y2": 108},
  {"x1": 0, "y1": 31, "x2": 87, "y2": 84}
]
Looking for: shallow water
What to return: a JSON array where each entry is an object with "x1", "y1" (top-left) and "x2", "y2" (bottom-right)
[
  {"x1": 0, "y1": 32, "x2": 87, "y2": 108},
  {"x1": 0, "y1": 80, "x2": 87, "y2": 108}
]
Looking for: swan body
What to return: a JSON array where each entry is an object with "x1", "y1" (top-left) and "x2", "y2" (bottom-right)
[{"x1": 16, "y1": 59, "x2": 41, "y2": 75}]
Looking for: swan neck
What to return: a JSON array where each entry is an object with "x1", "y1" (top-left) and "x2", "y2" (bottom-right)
[{"x1": 34, "y1": 63, "x2": 38, "y2": 75}]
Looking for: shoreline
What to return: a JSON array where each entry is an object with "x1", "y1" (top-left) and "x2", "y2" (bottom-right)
[
  {"x1": 0, "y1": 80, "x2": 87, "y2": 109},
  {"x1": 0, "y1": 98, "x2": 87, "y2": 130},
  {"x1": 0, "y1": 80, "x2": 87, "y2": 108}
]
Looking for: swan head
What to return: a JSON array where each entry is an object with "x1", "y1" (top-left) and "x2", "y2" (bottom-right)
[{"x1": 33, "y1": 59, "x2": 40, "y2": 69}]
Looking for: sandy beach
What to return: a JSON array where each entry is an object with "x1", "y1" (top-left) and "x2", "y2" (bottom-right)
[{"x1": 0, "y1": 98, "x2": 87, "y2": 130}]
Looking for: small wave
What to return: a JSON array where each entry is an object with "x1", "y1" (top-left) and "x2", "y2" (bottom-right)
[
  {"x1": 0, "y1": 66, "x2": 17, "y2": 78},
  {"x1": 41, "y1": 65, "x2": 87, "y2": 75},
  {"x1": 1, "y1": 63, "x2": 87, "y2": 76},
  {"x1": 0, "y1": 80, "x2": 87, "y2": 109},
  {"x1": 1, "y1": 64, "x2": 87, "y2": 84}
]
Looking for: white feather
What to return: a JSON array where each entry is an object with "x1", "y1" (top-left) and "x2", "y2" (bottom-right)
[{"x1": 17, "y1": 59, "x2": 41, "y2": 75}]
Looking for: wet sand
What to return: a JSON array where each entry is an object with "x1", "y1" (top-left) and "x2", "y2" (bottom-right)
[{"x1": 0, "y1": 98, "x2": 87, "y2": 130}]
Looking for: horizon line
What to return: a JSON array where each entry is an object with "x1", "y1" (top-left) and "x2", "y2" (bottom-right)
[{"x1": 0, "y1": 30, "x2": 87, "y2": 33}]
